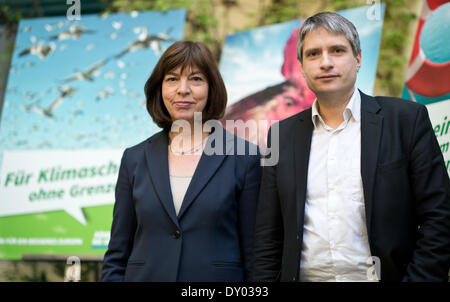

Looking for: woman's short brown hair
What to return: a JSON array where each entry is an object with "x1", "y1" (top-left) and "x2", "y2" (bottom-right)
[{"x1": 144, "y1": 40, "x2": 227, "y2": 129}]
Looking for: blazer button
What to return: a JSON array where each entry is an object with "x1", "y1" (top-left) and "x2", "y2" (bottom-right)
[{"x1": 172, "y1": 230, "x2": 181, "y2": 239}]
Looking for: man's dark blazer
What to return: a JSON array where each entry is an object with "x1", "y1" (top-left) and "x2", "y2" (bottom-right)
[
  {"x1": 252, "y1": 90, "x2": 450, "y2": 282},
  {"x1": 101, "y1": 127, "x2": 261, "y2": 282}
]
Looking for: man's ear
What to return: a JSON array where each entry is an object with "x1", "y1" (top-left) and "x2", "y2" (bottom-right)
[
  {"x1": 356, "y1": 52, "x2": 362, "y2": 72},
  {"x1": 299, "y1": 61, "x2": 306, "y2": 76}
]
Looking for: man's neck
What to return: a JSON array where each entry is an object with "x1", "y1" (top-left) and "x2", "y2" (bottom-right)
[{"x1": 316, "y1": 88, "x2": 355, "y2": 129}]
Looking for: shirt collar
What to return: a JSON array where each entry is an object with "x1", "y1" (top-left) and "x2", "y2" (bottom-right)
[{"x1": 311, "y1": 87, "x2": 361, "y2": 129}]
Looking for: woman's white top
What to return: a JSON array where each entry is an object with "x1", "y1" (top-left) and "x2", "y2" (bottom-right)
[{"x1": 169, "y1": 174, "x2": 193, "y2": 215}]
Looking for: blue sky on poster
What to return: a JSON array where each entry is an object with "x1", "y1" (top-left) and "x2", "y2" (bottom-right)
[
  {"x1": 219, "y1": 4, "x2": 385, "y2": 105},
  {"x1": 0, "y1": 9, "x2": 186, "y2": 155}
]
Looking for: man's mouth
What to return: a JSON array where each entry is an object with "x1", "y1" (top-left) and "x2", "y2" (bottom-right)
[{"x1": 317, "y1": 74, "x2": 339, "y2": 79}]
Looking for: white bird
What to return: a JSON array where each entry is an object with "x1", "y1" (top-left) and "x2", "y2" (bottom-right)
[
  {"x1": 112, "y1": 21, "x2": 122, "y2": 30},
  {"x1": 23, "y1": 91, "x2": 36, "y2": 100},
  {"x1": 22, "y1": 61, "x2": 35, "y2": 68},
  {"x1": 61, "y1": 59, "x2": 109, "y2": 83},
  {"x1": 96, "y1": 87, "x2": 115, "y2": 101},
  {"x1": 45, "y1": 21, "x2": 69, "y2": 32},
  {"x1": 20, "y1": 99, "x2": 42, "y2": 113},
  {"x1": 114, "y1": 27, "x2": 174, "y2": 58},
  {"x1": 19, "y1": 41, "x2": 56, "y2": 60},
  {"x1": 103, "y1": 71, "x2": 115, "y2": 79},
  {"x1": 22, "y1": 86, "x2": 76, "y2": 118},
  {"x1": 49, "y1": 24, "x2": 95, "y2": 40},
  {"x1": 43, "y1": 86, "x2": 76, "y2": 118}
]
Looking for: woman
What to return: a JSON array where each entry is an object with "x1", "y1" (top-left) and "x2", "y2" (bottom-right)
[{"x1": 101, "y1": 41, "x2": 262, "y2": 282}]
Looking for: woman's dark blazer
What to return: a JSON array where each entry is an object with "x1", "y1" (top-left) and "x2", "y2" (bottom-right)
[{"x1": 101, "y1": 127, "x2": 262, "y2": 281}]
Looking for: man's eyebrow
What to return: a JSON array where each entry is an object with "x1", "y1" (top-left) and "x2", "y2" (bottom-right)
[
  {"x1": 304, "y1": 47, "x2": 321, "y2": 54},
  {"x1": 304, "y1": 44, "x2": 349, "y2": 52},
  {"x1": 330, "y1": 44, "x2": 349, "y2": 49}
]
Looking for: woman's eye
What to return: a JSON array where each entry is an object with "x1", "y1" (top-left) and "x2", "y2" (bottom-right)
[
  {"x1": 166, "y1": 77, "x2": 177, "y2": 82},
  {"x1": 191, "y1": 76, "x2": 203, "y2": 81}
]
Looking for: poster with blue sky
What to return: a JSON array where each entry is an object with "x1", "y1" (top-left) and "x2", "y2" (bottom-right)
[{"x1": 0, "y1": 9, "x2": 186, "y2": 260}]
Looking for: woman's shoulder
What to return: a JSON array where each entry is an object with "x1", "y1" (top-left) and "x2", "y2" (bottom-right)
[
  {"x1": 123, "y1": 129, "x2": 166, "y2": 156},
  {"x1": 220, "y1": 128, "x2": 260, "y2": 158}
]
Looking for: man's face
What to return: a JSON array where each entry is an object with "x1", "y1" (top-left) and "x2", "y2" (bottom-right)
[{"x1": 300, "y1": 27, "x2": 361, "y2": 98}]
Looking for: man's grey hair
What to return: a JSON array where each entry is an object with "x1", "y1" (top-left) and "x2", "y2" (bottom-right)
[{"x1": 297, "y1": 12, "x2": 361, "y2": 63}]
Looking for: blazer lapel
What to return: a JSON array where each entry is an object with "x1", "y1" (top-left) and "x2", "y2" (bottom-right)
[
  {"x1": 294, "y1": 109, "x2": 314, "y2": 233},
  {"x1": 360, "y1": 90, "x2": 382, "y2": 237},
  {"x1": 144, "y1": 130, "x2": 180, "y2": 228},
  {"x1": 177, "y1": 127, "x2": 232, "y2": 219}
]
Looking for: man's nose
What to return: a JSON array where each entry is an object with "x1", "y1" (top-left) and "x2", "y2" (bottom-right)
[
  {"x1": 320, "y1": 52, "x2": 333, "y2": 70},
  {"x1": 177, "y1": 78, "x2": 190, "y2": 95}
]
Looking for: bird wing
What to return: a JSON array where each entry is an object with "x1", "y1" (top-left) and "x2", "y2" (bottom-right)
[
  {"x1": 86, "y1": 59, "x2": 108, "y2": 75},
  {"x1": 19, "y1": 48, "x2": 31, "y2": 57},
  {"x1": 114, "y1": 48, "x2": 129, "y2": 59},
  {"x1": 61, "y1": 74, "x2": 80, "y2": 83},
  {"x1": 46, "y1": 96, "x2": 64, "y2": 113},
  {"x1": 150, "y1": 41, "x2": 162, "y2": 55}
]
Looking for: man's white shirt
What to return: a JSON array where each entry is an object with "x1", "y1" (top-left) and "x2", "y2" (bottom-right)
[{"x1": 299, "y1": 88, "x2": 377, "y2": 282}]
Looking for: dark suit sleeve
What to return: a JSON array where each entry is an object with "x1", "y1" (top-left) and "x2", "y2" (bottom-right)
[
  {"x1": 101, "y1": 149, "x2": 137, "y2": 281},
  {"x1": 238, "y1": 151, "x2": 262, "y2": 281},
  {"x1": 252, "y1": 127, "x2": 284, "y2": 281},
  {"x1": 404, "y1": 105, "x2": 450, "y2": 281}
]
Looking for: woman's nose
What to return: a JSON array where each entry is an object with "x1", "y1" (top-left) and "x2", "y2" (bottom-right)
[{"x1": 177, "y1": 79, "x2": 190, "y2": 95}]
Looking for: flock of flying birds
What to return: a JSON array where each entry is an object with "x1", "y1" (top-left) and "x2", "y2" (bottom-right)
[{"x1": 11, "y1": 15, "x2": 175, "y2": 119}]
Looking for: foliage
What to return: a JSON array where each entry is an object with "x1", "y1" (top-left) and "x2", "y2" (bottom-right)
[
  {"x1": 0, "y1": 3, "x2": 22, "y2": 27},
  {"x1": 257, "y1": 0, "x2": 303, "y2": 25},
  {"x1": 375, "y1": 0, "x2": 417, "y2": 96},
  {"x1": 2, "y1": 261, "x2": 49, "y2": 281},
  {"x1": 1, "y1": 260, "x2": 102, "y2": 282}
]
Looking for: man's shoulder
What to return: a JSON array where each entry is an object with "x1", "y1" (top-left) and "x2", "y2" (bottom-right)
[
  {"x1": 371, "y1": 95, "x2": 425, "y2": 115},
  {"x1": 276, "y1": 108, "x2": 312, "y2": 129}
]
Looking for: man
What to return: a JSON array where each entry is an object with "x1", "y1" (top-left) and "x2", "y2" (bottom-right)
[{"x1": 252, "y1": 12, "x2": 450, "y2": 282}]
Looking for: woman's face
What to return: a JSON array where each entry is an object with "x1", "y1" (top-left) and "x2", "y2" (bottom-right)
[{"x1": 162, "y1": 65, "x2": 209, "y2": 125}]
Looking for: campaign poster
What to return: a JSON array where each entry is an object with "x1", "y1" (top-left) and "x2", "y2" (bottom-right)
[
  {"x1": 219, "y1": 4, "x2": 385, "y2": 146},
  {"x1": 401, "y1": 0, "x2": 450, "y2": 176},
  {"x1": 0, "y1": 9, "x2": 186, "y2": 260}
]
